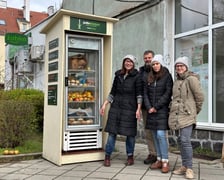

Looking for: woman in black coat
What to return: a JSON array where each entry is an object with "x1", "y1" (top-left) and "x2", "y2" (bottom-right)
[
  {"x1": 100, "y1": 54, "x2": 142, "y2": 167},
  {"x1": 144, "y1": 54, "x2": 173, "y2": 173}
]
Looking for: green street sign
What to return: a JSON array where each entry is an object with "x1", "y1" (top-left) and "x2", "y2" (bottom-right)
[
  {"x1": 70, "y1": 17, "x2": 106, "y2": 34},
  {"x1": 5, "y1": 33, "x2": 28, "y2": 45}
]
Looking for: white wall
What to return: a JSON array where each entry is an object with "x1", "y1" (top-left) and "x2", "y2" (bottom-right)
[{"x1": 25, "y1": 21, "x2": 49, "y2": 91}]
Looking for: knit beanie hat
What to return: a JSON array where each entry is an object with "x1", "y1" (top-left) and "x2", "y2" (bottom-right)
[
  {"x1": 151, "y1": 54, "x2": 163, "y2": 65},
  {"x1": 175, "y1": 56, "x2": 189, "y2": 69},
  {"x1": 123, "y1": 54, "x2": 138, "y2": 66}
]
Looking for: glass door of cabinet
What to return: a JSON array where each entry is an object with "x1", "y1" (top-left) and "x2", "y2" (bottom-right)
[{"x1": 65, "y1": 34, "x2": 103, "y2": 131}]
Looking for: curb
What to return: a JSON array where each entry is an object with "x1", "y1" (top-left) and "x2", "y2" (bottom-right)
[{"x1": 0, "y1": 152, "x2": 42, "y2": 163}]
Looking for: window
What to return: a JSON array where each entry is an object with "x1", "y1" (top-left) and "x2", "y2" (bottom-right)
[
  {"x1": 0, "y1": 19, "x2": 6, "y2": 25},
  {"x1": 22, "y1": 23, "x2": 27, "y2": 32},
  {"x1": 213, "y1": 27, "x2": 224, "y2": 123},
  {"x1": 213, "y1": 0, "x2": 224, "y2": 24},
  {"x1": 175, "y1": 32, "x2": 208, "y2": 123},
  {"x1": 175, "y1": 0, "x2": 208, "y2": 34},
  {"x1": 175, "y1": 0, "x2": 224, "y2": 126}
]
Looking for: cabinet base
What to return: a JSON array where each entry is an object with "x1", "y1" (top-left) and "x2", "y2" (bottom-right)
[{"x1": 61, "y1": 150, "x2": 104, "y2": 165}]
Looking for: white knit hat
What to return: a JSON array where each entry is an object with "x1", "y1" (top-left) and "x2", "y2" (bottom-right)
[
  {"x1": 151, "y1": 54, "x2": 164, "y2": 65},
  {"x1": 123, "y1": 54, "x2": 138, "y2": 66},
  {"x1": 175, "y1": 56, "x2": 189, "y2": 69}
]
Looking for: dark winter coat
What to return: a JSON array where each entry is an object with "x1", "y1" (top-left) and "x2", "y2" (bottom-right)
[
  {"x1": 104, "y1": 69, "x2": 142, "y2": 137},
  {"x1": 144, "y1": 67, "x2": 173, "y2": 130},
  {"x1": 139, "y1": 65, "x2": 151, "y2": 110},
  {"x1": 168, "y1": 71, "x2": 204, "y2": 130}
]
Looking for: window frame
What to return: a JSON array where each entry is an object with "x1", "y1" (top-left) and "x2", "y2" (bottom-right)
[{"x1": 173, "y1": 0, "x2": 224, "y2": 131}]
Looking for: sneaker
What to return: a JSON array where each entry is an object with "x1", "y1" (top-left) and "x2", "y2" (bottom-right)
[
  {"x1": 150, "y1": 160, "x2": 162, "y2": 169},
  {"x1": 185, "y1": 168, "x2": 194, "y2": 179},
  {"x1": 144, "y1": 154, "x2": 157, "y2": 164},
  {"x1": 161, "y1": 162, "x2": 169, "y2": 173},
  {"x1": 173, "y1": 166, "x2": 187, "y2": 175}
]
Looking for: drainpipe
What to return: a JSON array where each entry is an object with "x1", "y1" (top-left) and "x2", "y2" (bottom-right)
[
  {"x1": 163, "y1": 0, "x2": 173, "y2": 72},
  {"x1": 92, "y1": 0, "x2": 95, "y2": 15},
  {"x1": 11, "y1": 59, "x2": 14, "y2": 89}
]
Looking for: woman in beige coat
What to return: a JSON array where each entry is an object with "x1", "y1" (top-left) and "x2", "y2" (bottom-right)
[{"x1": 169, "y1": 56, "x2": 204, "y2": 179}]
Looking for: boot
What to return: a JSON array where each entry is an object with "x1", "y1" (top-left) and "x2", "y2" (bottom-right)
[
  {"x1": 144, "y1": 154, "x2": 157, "y2": 164},
  {"x1": 161, "y1": 161, "x2": 169, "y2": 173},
  {"x1": 126, "y1": 155, "x2": 134, "y2": 166},
  {"x1": 150, "y1": 160, "x2": 162, "y2": 169},
  {"x1": 104, "y1": 155, "x2": 110, "y2": 167}
]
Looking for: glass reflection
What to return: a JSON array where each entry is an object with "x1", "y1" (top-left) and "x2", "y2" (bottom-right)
[
  {"x1": 175, "y1": 0, "x2": 208, "y2": 34},
  {"x1": 213, "y1": 0, "x2": 224, "y2": 24},
  {"x1": 175, "y1": 32, "x2": 208, "y2": 122},
  {"x1": 213, "y1": 27, "x2": 224, "y2": 123}
]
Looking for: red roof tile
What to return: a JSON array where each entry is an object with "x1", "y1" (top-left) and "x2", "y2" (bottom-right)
[{"x1": 0, "y1": 7, "x2": 48, "y2": 35}]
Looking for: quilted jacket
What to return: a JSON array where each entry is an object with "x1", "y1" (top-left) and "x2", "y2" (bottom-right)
[{"x1": 104, "y1": 69, "x2": 142, "y2": 136}]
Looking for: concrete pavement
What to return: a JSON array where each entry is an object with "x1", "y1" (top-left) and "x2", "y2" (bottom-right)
[{"x1": 0, "y1": 141, "x2": 223, "y2": 180}]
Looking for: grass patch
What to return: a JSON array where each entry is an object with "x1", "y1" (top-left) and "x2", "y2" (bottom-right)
[
  {"x1": 169, "y1": 146, "x2": 222, "y2": 160},
  {"x1": 193, "y1": 147, "x2": 221, "y2": 160},
  {"x1": 0, "y1": 132, "x2": 42, "y2": 155}
]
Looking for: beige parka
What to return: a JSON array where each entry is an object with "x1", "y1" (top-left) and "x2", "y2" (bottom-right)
[{"x1": 168, "y1": 71, "x2": 204, "y2": 130}]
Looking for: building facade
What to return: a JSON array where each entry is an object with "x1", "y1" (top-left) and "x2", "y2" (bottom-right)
[
  {"x1": 4, "y1": 0, "x2": 224, "y2": 153},
  {"x1": 61, "y1": 0, "x2": 224, "y2": 153}
]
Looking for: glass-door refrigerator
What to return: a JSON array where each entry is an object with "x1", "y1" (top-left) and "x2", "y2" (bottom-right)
[{"x1": 63, "y1": 34, "x2": 103, "y2": 151}]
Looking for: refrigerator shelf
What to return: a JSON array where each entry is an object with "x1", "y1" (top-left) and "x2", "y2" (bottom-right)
[
  {"x1": 68, "y1": 69, "x2": 95, "y2": 72},
  {"x1": 68, "y1": 101, "x2": 95, "y2": 103},
  {"x1": 68, "y1": 85, "x2": 95, "y2": 88}
]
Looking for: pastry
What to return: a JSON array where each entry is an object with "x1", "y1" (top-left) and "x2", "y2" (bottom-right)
[{"x1": 86, "y1": 119, "x2": 93, "y2": 124}]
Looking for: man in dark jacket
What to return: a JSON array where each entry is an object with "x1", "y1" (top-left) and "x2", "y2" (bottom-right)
[{"x1": 139, "y1": 50, "x2": 157, "y2": 164}]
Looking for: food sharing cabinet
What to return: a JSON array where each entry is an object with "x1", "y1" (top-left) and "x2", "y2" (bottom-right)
[{"x1": 41, "y1": 9, "x2": 118, "y2": 165}]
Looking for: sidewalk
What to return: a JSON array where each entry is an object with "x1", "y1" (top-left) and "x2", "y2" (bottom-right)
[{"x1": 0, "y1": 141, "x2": 223, "y2": 180}]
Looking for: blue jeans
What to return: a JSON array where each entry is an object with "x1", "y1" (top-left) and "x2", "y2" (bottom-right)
[
  {"x1": 178, "y1": 125, "x2": 193, "y2": 169},
  {"x1": 105, "y1": 133, "x2": 136, "y2": 156},
  {"x1": 152, "y1": 130, "x2": 168, "y2": 160}
]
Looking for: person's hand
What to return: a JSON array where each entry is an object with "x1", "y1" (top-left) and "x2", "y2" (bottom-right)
[
  {"x1": 148, "y1": 107, "x2": 157, "y2": 113},
  {"x1": 151, "y1": 107, "x2": 157, "y2": 113},
  {"x1": 100, "y1": 104, "x2": 106, "y2": 116},
  {"x1": 136, "y1": 109, "x2": 141, "y2": 120}
]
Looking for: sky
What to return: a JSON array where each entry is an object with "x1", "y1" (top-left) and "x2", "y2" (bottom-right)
[{"x1": 6, "y1": 0, "x2": 63, "y2": 12}]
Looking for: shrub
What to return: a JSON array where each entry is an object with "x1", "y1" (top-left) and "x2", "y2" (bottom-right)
[
  {"x1": 0, "y1": 89, "x2": 44, "y2": 132},
  {"x1": 0, "y1": 89, "x2": 44, "y2": 148},
  {"x1": 0, "y1": 100, "x2": 35, "y2": 148}
]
